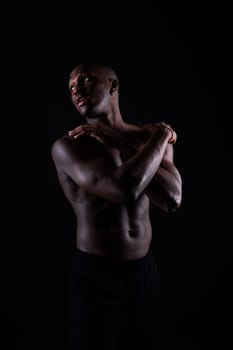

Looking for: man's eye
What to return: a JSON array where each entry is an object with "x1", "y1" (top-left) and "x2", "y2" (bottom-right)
[
  {"x1": 70, "y1": 86, "x2": 76, "y2": 92},
  {"x1": 83, "y1": 76, "x2": 91, "y2": 83}
]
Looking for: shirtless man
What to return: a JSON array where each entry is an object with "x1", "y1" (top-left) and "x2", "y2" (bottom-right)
[{"x1": 51, "y1": 63, "x2": 182, "y2": 350}]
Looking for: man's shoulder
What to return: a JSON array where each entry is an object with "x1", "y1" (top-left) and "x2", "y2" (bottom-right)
[
  {"x1": 51, "y1": 131, "x2": 103, "y2": 158},
  {"x1": 127, "y1": 121, "x2": 154, "y2": 132},
  {"x1": 51, "y1": 134, "x2": 72, "y2": 150},
  {"x1": 136, "y1": 122, "x2": 156, "y2": 137},
  {"x1": 121, "y1": 122, "x2": 152, "y2": 149},
  {"x1": 126, "y1": 121, "x2": 154, "y2": 135},
  {"x1": 51, "y1": 133, "x2": 79, "y2": 160},
  {"x1": 136, "y1": 121, "x2": 155, "y2": 129}
]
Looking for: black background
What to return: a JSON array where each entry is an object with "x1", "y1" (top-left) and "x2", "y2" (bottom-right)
[{"x1": 0, "y1": 10, "x2": 230, "y2": 349}]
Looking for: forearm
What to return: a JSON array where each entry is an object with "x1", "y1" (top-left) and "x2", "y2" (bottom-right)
[{"x1": 115, "y1": 128, "x2": 171, "y2": 200}]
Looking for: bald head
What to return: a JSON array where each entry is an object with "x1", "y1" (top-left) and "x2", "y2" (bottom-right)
[
  {"x1": 69, "y1": 63, "x2": 119, "y2": 83},
  {"x1": 68, "y1": 62, "x2": 121, "y2": 120}
]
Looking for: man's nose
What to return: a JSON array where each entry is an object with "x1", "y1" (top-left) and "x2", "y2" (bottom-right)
[{"x1": 73, "y1": 85, "x2": 84, "y2": 95}]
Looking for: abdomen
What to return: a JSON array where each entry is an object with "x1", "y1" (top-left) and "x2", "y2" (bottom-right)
[{"x1": 74, "y1": 192, "x2": 152, "y2": 259}]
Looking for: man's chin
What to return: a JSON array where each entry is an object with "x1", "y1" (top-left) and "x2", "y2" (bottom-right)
[{"x1": 76, "y1": 106, "x2": 90, "y2": 117}]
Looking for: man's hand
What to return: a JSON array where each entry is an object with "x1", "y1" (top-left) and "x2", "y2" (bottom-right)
[
  {"x1": 67, "y1": 121, "x2": 177, "y2": 162},
  {"x1": 68, "y1": 123, "x2": 138, "y2": 160},
  {"x1": 142, "y1": 122, "x2": 177, "y2": 144},
  {"x1": 161, "y1": 123, "x2": 177, "y2": 144},
  {"x1": 68, "y1": 123, "x2": 121, "y2": 147}
]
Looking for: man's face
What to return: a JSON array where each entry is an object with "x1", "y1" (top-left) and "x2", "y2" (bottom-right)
[{"x1": 68, "y1": 66, "x2": 111, "y2": 118}]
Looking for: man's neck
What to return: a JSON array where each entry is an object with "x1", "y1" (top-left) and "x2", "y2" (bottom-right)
[{"x1": 85, "y1": 113, "x2": 126, "y2": 130}]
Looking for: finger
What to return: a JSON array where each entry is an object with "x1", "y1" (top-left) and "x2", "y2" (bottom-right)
[
  {"x1": 73, "y1": 131, "x2": 85, "y2": 139},
  {"x1": 69, "y1": 127, "x2": 83, "y2": 136},
  {"x1": 92, "y1": 135, "x2": 106, "y2": 144},
  {"x1": 170, "y1": 132, "x2": 177, "y2": 144},
  {"x1": 73, "y1": 133, "x2": 82, "y2": 139}
]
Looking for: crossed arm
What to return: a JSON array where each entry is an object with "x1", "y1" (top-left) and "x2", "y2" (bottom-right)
[{"x1": 51, "y1": 122, "x2": 182, "y2": 212}]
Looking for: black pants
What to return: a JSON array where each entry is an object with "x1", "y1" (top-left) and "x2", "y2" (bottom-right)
[{"x1": 67, "y1": 249, "x2": 161, "y2": 350}]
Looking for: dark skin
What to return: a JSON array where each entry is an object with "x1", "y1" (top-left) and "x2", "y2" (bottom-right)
[{"x1": 51, "y1": 64, "x2": 182, "y2": 259}]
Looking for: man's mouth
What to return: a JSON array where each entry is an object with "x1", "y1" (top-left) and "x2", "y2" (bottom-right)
[{"x1": 76, "y1": 96, "x2": 89, "y2": 107}]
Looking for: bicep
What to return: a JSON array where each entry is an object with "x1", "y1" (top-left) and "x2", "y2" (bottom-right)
[{"x1": 146, "y1": 160, "x2": 182, "y2": 212}]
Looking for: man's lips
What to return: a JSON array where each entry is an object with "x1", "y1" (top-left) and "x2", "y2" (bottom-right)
[{"x1": 76, "y1": 96, "x2": 89, "y2": 107}]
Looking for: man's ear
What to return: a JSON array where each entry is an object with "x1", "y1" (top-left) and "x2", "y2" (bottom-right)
[{"x1": 109, "y1": 79, "x2": 119, "y2": 94}]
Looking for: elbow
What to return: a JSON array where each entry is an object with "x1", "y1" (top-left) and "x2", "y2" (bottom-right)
[
  {"x1": 169, "y1": 178, "x2": 182, "y2": 213},
  {"x1": 162, "y1": 201, "x2": 180, "y2": 214},
  {"x1": 169, "y1": 200, "x2": 181, "y2": 214},
  {"x1": 166, "y1": 192, "x2": 182, "y2": 214}
]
